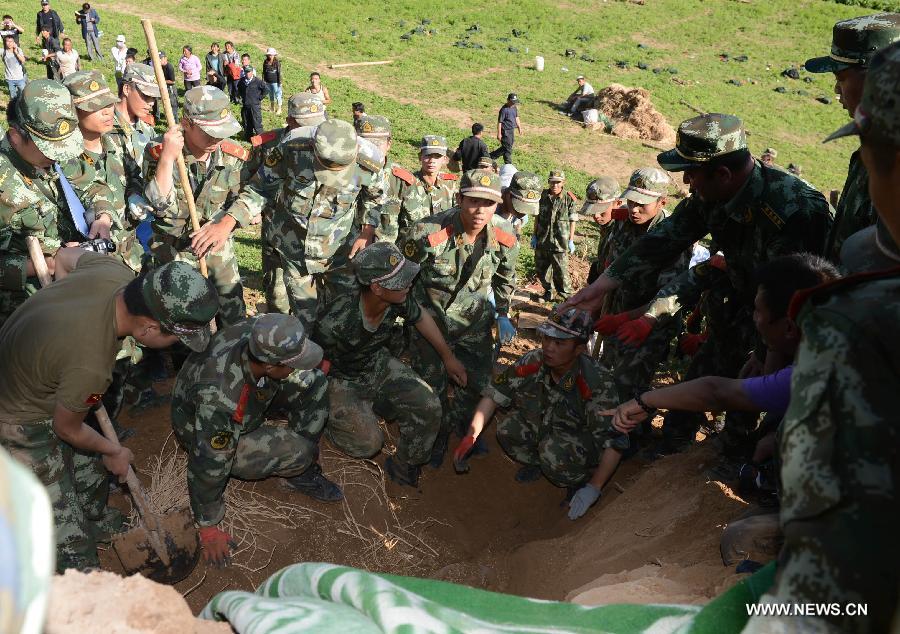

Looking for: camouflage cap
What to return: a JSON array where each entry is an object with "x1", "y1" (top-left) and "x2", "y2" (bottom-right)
[
  {"x1": 13, "y1": 79, "x2": 83, "y2": 162},
  {"x1": 122, "y1": 62, "x2": 162, "y2": 98},
  {"x1": 805, "y1": 13, "x2": 900, "y2": 74},
  {"x1": 183, "y1": 86, "x2": 241, "y2": 139},
  {"x1": 548, "y1": 170, "x2": 566, "y2": 182},
  {"x1": 506, "y1": 170, "x2": 542, "y2": 216},
  {"x1": 538, "y1": 307, "x2": 593, "y2": 342},
  {"x1": 354, "y1": 114, "x2": 391, "y2": 139},
  {"x1": 141, "y1": 262, "x2": 219, "y2": 352},
  {"x1": 63, "y1": 70, "x2": 119, "y2": 113},
  {"x1": 248, "y1": 314, "x2": 323, "y2": 370},
  {"x1": 825, "y1": 40, "x2": 900, "y2": 146},
  {"x1": 288, "y1": 92, "x2": 327, "y2": 124},
  {"x1": 313, "y1": 119, "x2": 358, "y2": 189},
  {"x1": 352, "y1": 242, "x2": 421, "y2": 290},
  {"x1": 477, "y1": 156, "x2": 496, "y2": 169},
  {"x1": 460, "y1": 168, "x2": 503, "y2": 204},
  {"x1": 622, "y1": 167, "x2": 670, "y2": 204},
  {"x1": 657, "y1": 113, "x2": 747, "y2": 172},
  {"x1": 419, "y1": 134, "x2": 448, "y2": 156},
  {"x1": 581, "y1": 176, "x2": 621, "y2": 215}
]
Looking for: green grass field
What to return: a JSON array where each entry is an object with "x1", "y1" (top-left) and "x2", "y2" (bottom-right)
[{"x1": 4, "y1": 0, "x2": 893, "y2": 284}]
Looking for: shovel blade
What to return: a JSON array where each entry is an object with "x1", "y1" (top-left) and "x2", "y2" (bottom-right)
[{"x1": 112, "y1": 507, "x2": 200, "y2": 584}]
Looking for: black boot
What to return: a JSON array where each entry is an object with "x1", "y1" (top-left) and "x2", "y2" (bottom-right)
[
  {"x1": 428, "y1": 432, "x2": 449, "y2": 469},
  {"x1": 514, "y1": 464, "x2": 542, "y2": 483},
  {"x1": 385, "y1": 456, "x2": 421, "y2": 487},
  {"x1": 284, "y1": 463, "x2": 343, "y2": 502}
]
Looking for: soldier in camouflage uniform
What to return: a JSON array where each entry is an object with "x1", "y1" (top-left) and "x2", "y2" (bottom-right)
[
  {"x1": 381, "y1": 135, "x2": 458, "y2": 244},
  {"x1": 0, "y1": 79, "x2": 84, "y2": 325},
  {"x1": 745, "y1": 43, "x2": 900, "y2": 634},
  {"x1": 498, "y1": 170, "x2": 542, "y2": 232},
  {"x1": 172, "y1": 312, "x2": 340, "y2": 567},
  {"x1": 564, "y1": 113, "x2": 833, "y2": 460},
  {"x1": 314, "y1": 242, "x2": 466, "y2": 487},
  {"x1": 582, "y1": 176, "x2": 622, "y2": 285},
  {"x1": 804, "y1": 13, "x2": 900, "y2": 264},
  {"x1": 453, "y1": 308, "x2": 627, "y2": 521},
  {"x1": 0, "y1": 255, "x2": 218, "y2": 571},
  {"x1": 249, "y1": 92, "x2": 327, "y2": 314},
  {"x1": 354, "y1": 114, "x2": 392, "y2": 232},
  {"x1": 401, "y1": 169, "x2": 519, "y2": 466},
  {"x1": 269, "y1": 118, "x2": 387, "y2": 327},
  {"x1": 143, "y1": 85, "x2": 267, "y2": 326},
  {"x1": 532, "y1": 170, "x2": 579, "y2": 301}
]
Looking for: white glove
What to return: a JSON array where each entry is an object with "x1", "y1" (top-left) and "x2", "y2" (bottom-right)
[
  {"x1": 127, "y1": 193, "x2": 154, "y2": 222},
  {"x1": 567, "y1": 483, "x2": 601, "y2": 520}
]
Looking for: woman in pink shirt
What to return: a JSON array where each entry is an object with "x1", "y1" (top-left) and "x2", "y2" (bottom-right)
[{"x1": 179, "y1": 44, "x2": 201, "y2": 91}]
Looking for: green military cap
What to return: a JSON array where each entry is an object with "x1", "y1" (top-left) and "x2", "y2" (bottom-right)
[
  {"x1": 548, "y1": 170, "x2": 566, "y2": 182},
  {"x1": 352, "y1": 242, "x2": 421, "y2": 290},
  {"x1": 622, "y1": 167, "x2": 670, "y2": 204},
  {"x1": 183, "y1": 86, "x2": 241, "y2": 139},
  {"x1": 287, "y1": 92, "x2": 327, "y2": 124},
  {"x1": 657, "y1": 113, "x2": 747, "y2": 172},
  {"x1": 63, "y1": 70, "x2": 119, "y2": 113},
  {"x1": 538, "y1": 307, "x2": 593, "y2": 342},
  {"x1": 13, "y1": 79, "x2": 83, "y2": 162},
  {"x1": 141, "y1": 261, "x2": 219, "y2": 352},
  {"x1": 313, "y1": 119, "x2": 358, "y2": 189},
  {"x1": 249, "y1": 313, "x2": 323, "y2": 370},
  {"x1": 805, "y1": 13, "x2": 900, "y2": 74},
  {"x1": 122, "y1": 62, "x2": 162, "y2": 99},
  {"x1": 581, "y1": 176, "x2": 621, "y2": 215},
  {"x1": 460, "y1": 168, "x2": 503, "y2": 204},
  {"x1": 245, "y1": 66, "x2": 256, "y2": 75},
  {"x1": 825, "y1": 40, "x2": 900, "y2": 146},
  {"x1": 419, "y1": 134, "x2": 448, "y2": 155},
  {"x1": 354, "y1": 114, "x2": 391, "y2": 139},
  {"x1": 507, "y1": 170, "x2": 542, "y2": 216}
]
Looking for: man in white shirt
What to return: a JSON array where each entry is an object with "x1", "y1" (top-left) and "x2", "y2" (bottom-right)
[{"x1": 566, "y1": 75, "x2": 595, "y2": 115}]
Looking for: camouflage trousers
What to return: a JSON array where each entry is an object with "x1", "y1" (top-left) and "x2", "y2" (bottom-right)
[
  {"x1": 280, "y1": 257, "x2": 356, "y2": 329},
  {"x1": 327, "y1": 352, "x2": 441, "y2": 466},
  {"x1": 149, "y1": 231, "x2": 246, "y2": 327},
  {"x1": 0, "y1": 419, "x2": 109, "y2": 571},
  {"x1": 410, "y1": 319, "x2": 495, "y2": 440},
  {"x1": 496, "y1": 413, "x2": 598, "y2": 488},
  {"x1": 534, "y1": 248, "x2": 571, "y2": 297},
  {"x1": 261, "y1": 210, "x2": 289, "y2": 314},
  {"x1": 601, "y1": 315, "x2": 681, "y2": 403}
]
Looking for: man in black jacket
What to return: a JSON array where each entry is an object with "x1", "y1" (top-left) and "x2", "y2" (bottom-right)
[
  {"x1": 35, "y1": 0, "x2": 63, "y2": 41},
  {"x1": 239, "y1": 65, "x2": 266, "y2": 140},
  {"x1": 453, "y1": 123, "x2": 490, "y2": 172}
]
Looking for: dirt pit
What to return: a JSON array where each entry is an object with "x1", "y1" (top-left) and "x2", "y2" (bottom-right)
[{"x1": 595, "y1": 83, "x2": 676, "y2": 145}]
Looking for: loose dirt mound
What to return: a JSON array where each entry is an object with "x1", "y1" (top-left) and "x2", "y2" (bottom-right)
[{"x1": 595, "y1": 83, "x2": 676, "y2": 145}]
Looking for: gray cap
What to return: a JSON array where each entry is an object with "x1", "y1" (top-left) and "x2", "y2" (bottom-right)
[
  {"x1": 183, "y1": 86, "x2": 241, "y2": 139},
  {"x1": 352, "y1": 242, "x2": 420, "y2": 290},
  {"x1": 506, "y1": 171, "x2": 542, "y2": 216},
  {"x1": 288, "y1": 92, "x2": 327, "y2": 124},
  {"x1": 581, "y1": 176, "x2": 621, "y2": 215},
  {"x1": 248, "y1": 314, "x2": 323, "y2": 370},
  {"x1": 313, "y1": 119, "x2": 358, "y2": 189},
  {"x1": 622, "y1": 167, "x2": 670, "y2": 204},
  {"x1": 123, "y1": 63, "x2": 162, "y2": 99}
]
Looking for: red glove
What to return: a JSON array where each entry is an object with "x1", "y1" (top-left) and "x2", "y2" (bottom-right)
[
  {"x1": 317, "y1": 359, "x2": 331, "y2": 375},
  {"x1": 615, "y1": 316, "x2": 654, "y2": 347},
  {"x1": 453, "y1": 435, "x2": 476, "y2": 474},
  {"x1": 679, "y1": 332, "x2": 708, "y2": 356},
  {"x1": 199, "y1": 526, "x2": 235, "y2": 568},
  {"x1": 594, "y1": 312, "x2": 630, "y2": 336}
]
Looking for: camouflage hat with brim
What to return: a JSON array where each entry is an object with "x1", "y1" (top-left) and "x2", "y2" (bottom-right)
[
  {"x1": 355, "y1": 114, "x2": 391, "y2": 139},
  {"x1": 805, "y1": 13, "x2": 900, "y2": 74},
  {"x1": 548, "y1": 170, "x2": 566, "y2": 182},
  {"x1": 581, "y1": 176, "x2": 621, "y2": 215},
  {"x1": 123, "y1": 62, "x2": 161, "y2": 98},
  {"x1": 507, "y1": 170, "x2": 542, "y2": 216},
  {"x1": 141, "y1": 261, "x2": 219, "y2": 352},
  {"x1": 460, "y1": 168, "x2": 503, "y2": 204},
  {"x1": 15, "y1": 79, "x2": 83, "y2": 162},
  {"x1": 183, "y1": 86, "x2": 241, "y2": 139},
  {"x1": 288, "y1": 92, "x2": 327, "y2": 124},
  {"x1": 538, "y1": 307, "x2": 594, "y2": 341},
  {"x1": 63, "y1": 70, "x2": 119, "y2": 113},
  {"x1": 420, "y1": 134, "x2": 448, "y2": 155},
  {"x1": 477, "y1": 156, "x2": 495, "y2": 169},
  {"x1": 352, "y1": 242, "x2": 420, "y2": 290},
  {"x1": 313, "y1": 119, "x2": 358, "y2": 189},
  {"x1": 622, "y1": 167, "x2": 670, "y2": 205},
  {"x1": 248, "y1": 313, "x2": 323, "y2": 370},
  {"x1": 657, "y1": 113, "x2": 747, "y2": 172},
  {"x1": 825, "y1": 40, "x2": 900, "y2": 145}
]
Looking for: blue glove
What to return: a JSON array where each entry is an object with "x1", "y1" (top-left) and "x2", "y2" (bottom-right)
[
  {"x1": 530, "y1": 235, "x2": 537, "y2": 249},
  {"x1": 568, "y1": 239, "x2": 576, "y2": 254},
  {"x1": 567, "y1": 484, "x2": 601, "y2": 520},
  {"x1": 497, "y1": 316, "x2": 516, "y2": 345}
]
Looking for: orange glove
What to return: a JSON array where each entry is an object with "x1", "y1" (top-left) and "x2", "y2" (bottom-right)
[
  {"x1": 199, "y1": 526, "x2": 236, "y2": 568},
  {"x1": 453, "y1": 435, "x2": 476, "y2": 474},
  {"x1": 615, "y1": 316, "x2": 654, "y2": 347},
  {"x1": 679, "y1": 332, "x2": 708, "y2": 356},
  {"x1": 594, "y1": 312, "x2": 630, "y2": 336},
  {"x1": 317, "y1": 359, "x2": 331, "y2": 375}
]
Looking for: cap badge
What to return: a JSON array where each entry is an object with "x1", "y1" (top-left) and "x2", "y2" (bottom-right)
[
  {"x1": 309, "y1": 104, "x2": 319, "y2": 112},
  {"x1": 58, "y1": 120, "x2": 70, "y2": 135},
  {"x1": 526, "y1": 190, "x2": 537, "y2": 200},
  {"x1": 403, "y1": 241, "x2": 417, "y2": 258},
  {"x1": 362, "y1": 121, "x2": 373, "y2": 133},
  {"x1": 220, "y1": 108, "x2": 229, "y2": 118},
  {"x1": 479, "y1": 175, "x2": 492, "y2": 186},
  {"x1": 388, "y1": 254, "x2": 400, "y2": 266},
  {"x1": 89, "y1": 80, "x2": 100, "y2": 91}
]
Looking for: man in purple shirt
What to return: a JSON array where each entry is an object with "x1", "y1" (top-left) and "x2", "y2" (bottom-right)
[{"x1": 489, "y1": 93, "x2": 521, "y2": 164}]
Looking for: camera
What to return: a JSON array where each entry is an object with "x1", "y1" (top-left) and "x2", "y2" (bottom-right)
[{"x1": 79, "y1": 238, "x2": 117, "y2": 254}]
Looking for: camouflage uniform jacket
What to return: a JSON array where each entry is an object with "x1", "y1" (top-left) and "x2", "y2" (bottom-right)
[
  {"x1": 535, "y1": 189, "x2": 578, "y2": 252},
  {"x1": 380, "y1": 165, "x2": 458, "y2": 243},
  {"x1": 269, "y1": 136, "x2": 387, "y2": 275},
  {"x1": 171, "y1": 318, "x2": 313, "y2": 526},
  {"x1": 142, "y1": 140, "x2": 265, "y2": 243},
  {"x1": 606, "y1": 163, "x2": 833, "y2": 306},
  {"x1": 485, "y1": 348, "x2": 627, "y2": 452},
  {"x1": 401, "y1": 208, "x2": 519, "y2": 334},
  {"x1": 109, "y1": 108, "x2": 155, "y2": 202},
  {"x1": 644, "y1": 255, "x2": 730, "y2": 321},
  {"x1": 247, "y1": 127, "x2": 290, "y2": 206},
  {"x1": 826, "y1": 150, "x2": 875, "y2": 263}
]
